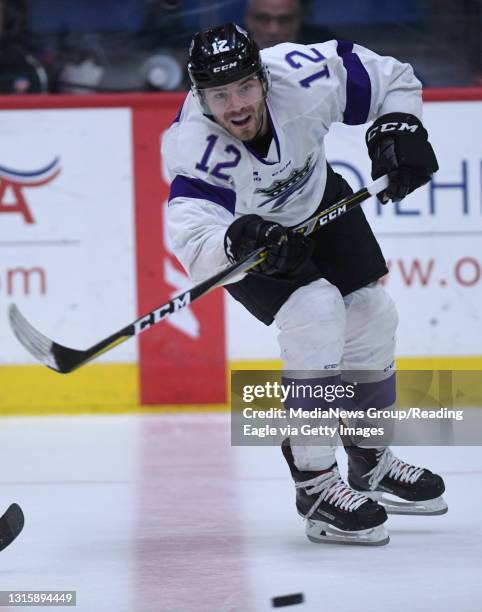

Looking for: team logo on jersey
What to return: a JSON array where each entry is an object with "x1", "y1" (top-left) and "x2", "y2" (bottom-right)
[
  {"x1": 0, "y1": 158, "x2": 61, "y2": 224},
  {"x1": 255, "y1": 154, "x2": 315, "y2": 211}
]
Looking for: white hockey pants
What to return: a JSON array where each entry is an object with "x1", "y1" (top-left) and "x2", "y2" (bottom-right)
[{"x1": 274, "y1": 278, "x2": 398, "y2": 471}]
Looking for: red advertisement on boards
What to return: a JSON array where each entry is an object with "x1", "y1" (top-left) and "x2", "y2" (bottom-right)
[{"x1": 132, "y1": 100, "x2": 227, "y2": 405}]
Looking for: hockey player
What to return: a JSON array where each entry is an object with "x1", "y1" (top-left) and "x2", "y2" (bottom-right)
[{"x1": 163, "y1": 23, "x2": 446, "y2": 546}]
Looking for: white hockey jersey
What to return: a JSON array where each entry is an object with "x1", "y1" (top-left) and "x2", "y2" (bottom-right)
[{"x1": 162, "y1": 40, "x2": 422, "y2": 282}]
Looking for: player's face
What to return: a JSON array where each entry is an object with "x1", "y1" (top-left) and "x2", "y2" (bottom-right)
[{"x1": 204, "y1": 75, "x2": 267, "y2": 141}]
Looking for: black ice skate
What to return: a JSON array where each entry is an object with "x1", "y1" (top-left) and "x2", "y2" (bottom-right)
[
  {"x1": 346, "y1": 446, "x2": 448, "y2": 516},
  {"x1": 282, "y1": 439, "x2": 389, "y2": 546}
]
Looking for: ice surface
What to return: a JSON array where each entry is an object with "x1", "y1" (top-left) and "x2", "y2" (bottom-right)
[{"x1": 0, "y1": 413, "x2": 480, "y2": 611}]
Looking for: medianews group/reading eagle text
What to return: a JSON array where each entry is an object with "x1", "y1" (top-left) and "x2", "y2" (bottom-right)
[{"x1": 242, "y1": 407, "x2": 464, "y2": 421}]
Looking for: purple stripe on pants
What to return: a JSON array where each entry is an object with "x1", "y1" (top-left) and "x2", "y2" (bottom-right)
[{"x1": 342, "y1": 373, "x2": 396, "y2": 412}]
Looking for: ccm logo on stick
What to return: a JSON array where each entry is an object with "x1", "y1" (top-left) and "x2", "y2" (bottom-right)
[
  {"x1": 367, "y1": 122, "x2": 419, "y2": 142},
  {"x1": 134, "y1": 292, "x2": 191, "y2": 335},
  {"x1": 318, "y1": 204, "x2": 347, "y2": 227}
]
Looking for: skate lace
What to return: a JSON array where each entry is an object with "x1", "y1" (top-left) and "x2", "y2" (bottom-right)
[
  {"x1": 296, "y1": 466, "x2": 367, "y2": 520},
  {"x1": 365, "y1": 449, "x2": 425, "y2": 489}
]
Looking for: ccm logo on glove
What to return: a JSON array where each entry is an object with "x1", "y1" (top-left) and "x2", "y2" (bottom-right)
[
  {"x1": 366, "y1": 120, "x2": 419, "y2": 142},
  {"x1": 365, "y1": 112, "x2": 439, "y2": 204}
]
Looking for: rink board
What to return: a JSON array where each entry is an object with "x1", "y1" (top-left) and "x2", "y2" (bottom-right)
[
  {"x1": 1, "y1": 356, "x2": 481, "y2": 415},
  {"x1": 0, "y1": 89, "x2": 481, "y2": 411}
]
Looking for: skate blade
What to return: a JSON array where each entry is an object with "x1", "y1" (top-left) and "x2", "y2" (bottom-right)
[
  {"x1": 305, "y1": 519, "x2": 390, "y2": 546},
  {"x1": 367, "y1": 492, "x2": 448, "y2": 516}
]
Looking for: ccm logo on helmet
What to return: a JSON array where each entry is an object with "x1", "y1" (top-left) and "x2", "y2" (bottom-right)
[
  {"x1": 213, "y1": 62, "x2": 237, "y2": 72},
  {"x1": 367, "y1": 121, "x2": 419, "y2": 142}
]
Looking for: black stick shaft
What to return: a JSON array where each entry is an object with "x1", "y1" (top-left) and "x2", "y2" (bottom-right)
[{"x1": 10, "y1": 175, "x2": 388, "y2": 373}]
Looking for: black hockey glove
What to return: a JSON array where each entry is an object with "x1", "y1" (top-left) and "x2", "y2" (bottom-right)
[
  {"x1": 366, "y1": 112, "x2": 439, "y2": 203},
  {"x1": 224, "y1": 214, "x2": 313, "y2": 277}
]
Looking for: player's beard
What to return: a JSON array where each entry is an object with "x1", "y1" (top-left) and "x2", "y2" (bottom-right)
[{"x1": 220, "y1": 101, "x2": 268, "y2": 141}]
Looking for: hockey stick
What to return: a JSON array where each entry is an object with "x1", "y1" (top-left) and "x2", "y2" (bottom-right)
[
  {"x1": 9, "y1": 175, "x2": 389, "y2": 373},
  {"x1": 0, "y1": 503, "x2": 24, "y2": 551}
]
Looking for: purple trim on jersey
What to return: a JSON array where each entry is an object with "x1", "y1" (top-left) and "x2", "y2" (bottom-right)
[
  {"x1": 169, "y1": 175, "x2": 236, "y2": 215},
  {"x1": 243, "y1": 105, "x2": 280, "y2": 165},
  {"x1": 342, "y1": 373, "x2": 396, "y2": 412},
  {"x1": 336, "y1": 40, "x2": 371, "y2": 126}
]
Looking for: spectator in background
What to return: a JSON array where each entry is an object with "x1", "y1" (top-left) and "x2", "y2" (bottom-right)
[
  {"x1": 245, "y1": 0, "x2": 334, "y2": 49},
  {"x1": 0, "y1": 0, "x2": 49, "y2": 93},
  {"x1": 245, "y1": 0, "x2": 302, "y2": 48},
  {"x1": 51, "y1": 0, "x2": 185, "y2": 93},
  {"x1": 54, "y1": 34, "x2": 106, "y2": 94}
]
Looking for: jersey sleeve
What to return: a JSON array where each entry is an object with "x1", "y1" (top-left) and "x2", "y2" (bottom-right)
[
  {"x1": 264, "y1": 40, "x2": 422, "y2": 129},
  {"x1": 167, "y1": 188, "x2": 233, "y2": 282},
  {"x1": 349, "y1": 42, "x2": 423, "y2": 121}
]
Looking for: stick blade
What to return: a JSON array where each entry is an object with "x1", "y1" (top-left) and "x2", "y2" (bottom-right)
[
  {"x1": 0, "y1": 503, "x2": 24, "y2": 551},
  {"x1": 9, "y1": 304, "x2": 92, "y2": 373},
  {"x1": 9, "y1": 304, "x2": 64, "y2": 372}
]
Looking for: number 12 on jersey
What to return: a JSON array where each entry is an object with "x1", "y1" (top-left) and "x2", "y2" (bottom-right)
[
  {"x1": 195, "y1": 134, "x2": 241, "y2": 180},
  {"x1": 285, "y1": 48, "x2": 330, "y2": 88}
]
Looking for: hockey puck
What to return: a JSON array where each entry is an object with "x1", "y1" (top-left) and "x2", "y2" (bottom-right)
[{"x1": 271, "y1": 593, "x2": 304, "y2": 607}]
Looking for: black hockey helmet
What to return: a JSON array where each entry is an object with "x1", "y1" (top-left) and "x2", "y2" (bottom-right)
[{"x1": 188, "y1": 23, "x2": 269, "y2": 112}]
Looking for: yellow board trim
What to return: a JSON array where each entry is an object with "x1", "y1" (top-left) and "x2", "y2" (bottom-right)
[
  {"x1": 230, "y1": 357, "x2": 482, "y2": 371},
  {"x1": 0, "y1": 363, "x2": 139, "y2": 415},
  {"x1": 0, "y1": 356, "x2": 481, "y2": 415}
]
